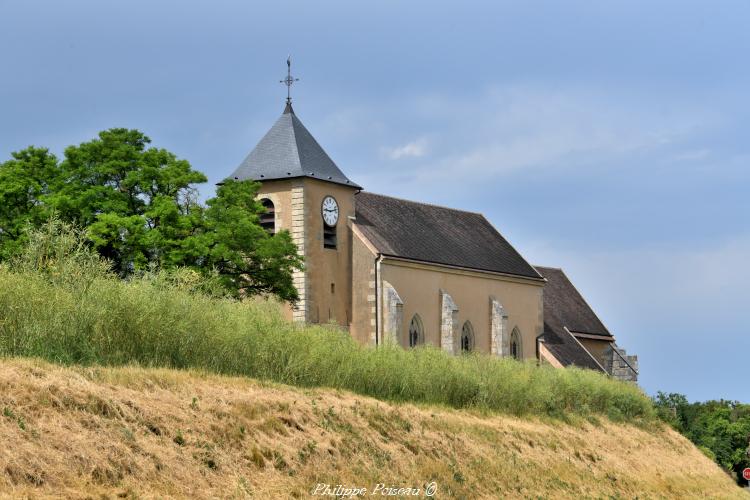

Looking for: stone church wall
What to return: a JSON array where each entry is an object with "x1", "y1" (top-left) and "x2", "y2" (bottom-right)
[
  {"x1": 255, "y1": 179, "x2": 299, "y2": 323},
  {"x1": 378, "y1": 259, "x2": 544, "y2": 360},
  {"x1": 299, "y1": 179, "x2": 357, "y2": 327},
  {"x1": 349, "y1": 230, "x2": 377, "y2": 345},
  {"x1": 258, "y1": 178, "x2": 358, "y2": 328}
]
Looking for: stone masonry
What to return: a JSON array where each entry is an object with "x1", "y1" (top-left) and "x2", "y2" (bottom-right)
[
  {"x1": 440, "y1": 290, "x2": 459, "y2": 354},
  {"x1": 290, "y1": 181, "x2": 308, "y2": 322},
  {"x1": 603, "y1": 343, "x2": 639, "y2": 382},
  {"x1": 489, "y1": 297, "x2": 510, "y2": 357},
  {"x1": 382, "y1": 281, "x2": 403, "y2": 345},
  {"x1": 367, "y1": 273, "x2": 377, "y2": 346}
]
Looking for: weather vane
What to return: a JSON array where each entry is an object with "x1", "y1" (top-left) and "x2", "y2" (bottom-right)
[{"x1": 280, "y1": 55, "x2": 299, "y2": 104}]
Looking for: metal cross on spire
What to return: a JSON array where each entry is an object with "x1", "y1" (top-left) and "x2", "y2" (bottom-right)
[{"x1": 280, "y1": 55, "x2": 299, "y2": 104}]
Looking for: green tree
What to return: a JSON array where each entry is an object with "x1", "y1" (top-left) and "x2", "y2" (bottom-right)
[
  {"x1": 653, "y1": 391, "x2": 689, "y2": 427},
  {"x1": 47, "y1": 128, "x2": 207, "y2": 275},
  {"x1": 654, "y1": 392, "x2": 750, "y2": 485},
  {"x1": 0, "y1": 147, "x2": 61, "y2": 259},
  {"x1": 0, "y1": 129, "x2": 303, "y2": 302},
  {"x1": 199, "y1": 179, "x2": 302, "y2": 301}
]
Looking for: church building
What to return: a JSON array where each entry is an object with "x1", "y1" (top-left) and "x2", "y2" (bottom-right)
[{"x1": 225, "y1": 75, "x2": 638, "y2": 382}]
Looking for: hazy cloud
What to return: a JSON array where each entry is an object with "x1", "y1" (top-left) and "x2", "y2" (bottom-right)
[
  {"x1": 672, "y1": 149, "x2": 711, "y2": 162},
  {"x1": 382, "y1": 138, "x2": 429, "y2": 160},
  {"x1": 355, "y1": 84, "x2": 720, "y2": 199}
]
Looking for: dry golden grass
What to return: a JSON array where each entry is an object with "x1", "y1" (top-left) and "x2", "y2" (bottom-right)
[{"x1": 0, "y1": 359, "x2": 744, "y2": 499}]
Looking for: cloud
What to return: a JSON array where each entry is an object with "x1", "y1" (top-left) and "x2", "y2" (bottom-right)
[
  {"x1": 672, "y1": 149, "x2": 711, "y2": 162},
  {"x1": 416, "y1": 87, "x2": 709, "y2": 179},
  {"x1": 347, "y1": 84, "x2": 723, "y2": 200},
  {"x1": 383, "y1": 138, "x2": 429, "y2": 160}
]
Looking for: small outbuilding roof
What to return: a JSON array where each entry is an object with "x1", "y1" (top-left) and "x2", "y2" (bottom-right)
[
  {"x1": 226, "y1": 103, "x2": 361, "y2": 189},
  {"x1": 535, "y1": 265, "x2": 612, "y2": 371},
  {"x1": 354, "y1": 192, "x2": 542, "y2": 280}
]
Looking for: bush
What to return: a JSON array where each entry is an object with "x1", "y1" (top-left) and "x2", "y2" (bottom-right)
[
  {"x1": 0, "y1": 221, "x2": 655, "y2": 422},
  {"x1": 654, "y1": 391, "x2": 750, "y2": 485}
]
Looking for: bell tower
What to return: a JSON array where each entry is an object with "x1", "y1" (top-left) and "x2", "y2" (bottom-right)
[{"x1": 225, "y1": 58, "x2": 361, "y2": 326}]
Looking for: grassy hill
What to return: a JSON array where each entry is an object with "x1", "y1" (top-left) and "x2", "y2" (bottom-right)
[
  {"x1": 0, "y1": 224, "x2": 746, "y2": 498},
  {"x1": 0, "y1": 358, "x2": 744, "y2": 499}
]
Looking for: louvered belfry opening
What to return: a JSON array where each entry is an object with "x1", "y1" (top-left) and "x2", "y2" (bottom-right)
[
  {"x1": 259, "y1": 198, "x2": 275, "y2": 234},
  {"x1": 323, "y1": 223, "x2": 337, "y2": 249}
]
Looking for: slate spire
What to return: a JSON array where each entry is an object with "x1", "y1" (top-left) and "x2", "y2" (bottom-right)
[
  {"x1": 227, "y1": 58, "x2": 360, "y2": 188},
  {"x1": 227, "y1": 106, "x2": 361, "y2": 189}
]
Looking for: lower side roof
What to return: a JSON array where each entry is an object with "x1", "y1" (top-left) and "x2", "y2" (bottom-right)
[
  {"x1": 540, "y1": 327, "x2": 605, "y2": 372},
  {"x1": 536, "y1": 265, "x2": 613, "y2": 371}
]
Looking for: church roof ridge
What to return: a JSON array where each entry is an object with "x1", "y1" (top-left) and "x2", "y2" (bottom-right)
[
  {"x1": 533, "y1": 264, "x2": 564, "y2": 272},
  {"x1": 358, "y1": 191, "x2": 485, "y2": 217}
]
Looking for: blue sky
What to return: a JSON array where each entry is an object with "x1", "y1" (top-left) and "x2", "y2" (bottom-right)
[{"x1": 1, "y1": 1, "x2": 748, "y2": 402}]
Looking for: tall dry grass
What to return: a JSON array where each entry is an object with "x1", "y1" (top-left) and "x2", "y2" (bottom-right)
[
  {"x1": 3, "y1": 359, "x2": 741, "y2": 498},
  {"x1": 0, "y1": 220, "x2": 654, "y2": 421}
]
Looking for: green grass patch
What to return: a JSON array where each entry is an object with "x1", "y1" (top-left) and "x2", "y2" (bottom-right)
[{"x1": 0, "y1": 220, "x2": 655, "y2": 422}]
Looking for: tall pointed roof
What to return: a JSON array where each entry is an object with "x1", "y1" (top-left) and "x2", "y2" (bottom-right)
[{"x1": 227, "y1": 104, "x2": 361, "y2": 189}]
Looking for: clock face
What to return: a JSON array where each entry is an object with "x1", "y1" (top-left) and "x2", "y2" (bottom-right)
[{"x1": 321, "y1": 196, "x2": 339, "y2": 226}]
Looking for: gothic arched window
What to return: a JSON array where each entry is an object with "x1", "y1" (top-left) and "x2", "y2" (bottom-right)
[
  {"x1": 408, "y1": 314, "x2": 424, "y2": 348},
  {"x1": 259, "y1": 198, "x2": 275, "y2": 234},
  {"x1": 510, "y1": 327, "x2": 522, "y2": 360},
  {"x1": 460, "y1": 321, "x2": 474, "y2": 353}
]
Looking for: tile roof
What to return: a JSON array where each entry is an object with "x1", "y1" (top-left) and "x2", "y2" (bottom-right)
[
  {"x1": 535, "y1": 265, "x2": 612, "y2": 371},
  {"x1": 536, "y1": 266, "x2": 612, "y2": 337},
  {"x1": 354, "y1": 192, "x2": 542, "y2": 279},
  {"x1": 226, "y1": 103, "x2": 361, "y2": 189}
]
